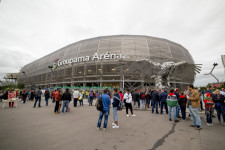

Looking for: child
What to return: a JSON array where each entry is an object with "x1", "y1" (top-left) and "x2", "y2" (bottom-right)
[
  {"x1": 179, "y1": 92, "x2": 187, "y2": 120},
  {"x1": 204, "y1": 93, "x2": 214, "y2": 126}
]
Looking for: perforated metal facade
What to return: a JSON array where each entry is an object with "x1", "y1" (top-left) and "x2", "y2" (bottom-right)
[{"x1": 18, "y1": 35, "x2": 195, "y2": 89}]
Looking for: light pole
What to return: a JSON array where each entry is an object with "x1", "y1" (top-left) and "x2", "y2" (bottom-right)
[{"x1": 204, "y1": 63, "x2": 220, "y2": 87}]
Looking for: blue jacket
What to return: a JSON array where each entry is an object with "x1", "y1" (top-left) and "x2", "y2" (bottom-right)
[
  {"x1": 159, "y1": 91, "x2": 168, "y2": 102},
  {"x1": 112, "y1": 93, "x2": 120, "y2": 107},
  {"x1": 152, "y1": 91, "x2": 159, "y2": 101},
  {"x1": 101, "y1": 93, "x2": 111, "y2": 111}
]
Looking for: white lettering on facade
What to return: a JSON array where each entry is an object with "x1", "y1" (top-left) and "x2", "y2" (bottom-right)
[{"x1": 55, "y1": 53, "x2": 123, "y2": 67}]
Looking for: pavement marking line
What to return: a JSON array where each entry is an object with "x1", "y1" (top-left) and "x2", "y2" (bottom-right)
[{"x1": 149, "y1": 123, "x2": 177, "y2": 150}]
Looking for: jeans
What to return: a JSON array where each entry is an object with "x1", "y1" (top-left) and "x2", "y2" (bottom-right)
[
  {"x1": 160, "y1": 101, "x2": 168, "y2": 114},
  {"x1": 62, "y1": 100, "x2": 69, "y2": 113},
  {"x1": 205, "y1": 108, "x2": 213, "y2": 124},
  {"x1": 222, "y1": 106, "x2": 225, "y2": 123},
  {"x1": 176, "y1": 106, "x2": 180, "y2": 117},
  {"x1": 34, "y1": 96, "x2": 41, "y2": 107},
  {"x1": 97, "y1": 111, "x2": 109, "y2": 129},
  {"x1": 152, "y1": 100, "x2": 159, "y2": 113},
  {"x1": 89, "y1": 97, "x2": 93, "y2": 106},
  {"x1": 180, "y1": 107, "x2": 186, "y2": 120},
  {"x1": 215, "y1": 106, "x2": 225, "y2": 123},
  {"x1": 189, "y1": 105, "x2": 202, "y2": 128},
  {"x1": 140, "y1": 100, "x2": 145, "y2": 110},
  {"x1": 74, "y1": 98, "x2": 78, "y2": 107},
  {"x1": 79, "y1": 99, "x2": 83, "y2": 106},
  {"x1": 45, "y1": 97, "x2": 49, "y2": 106},
  {"x1": 113, "y1": 107, "x2": 118, "y2": 121},
  {"x1": 168, "y1": 106, "x2": 176, "y2": 120}
]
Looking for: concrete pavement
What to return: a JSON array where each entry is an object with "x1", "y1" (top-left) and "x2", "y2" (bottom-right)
[{"x1": 0, "y1": 99, "x2": 224, "y2": 150}]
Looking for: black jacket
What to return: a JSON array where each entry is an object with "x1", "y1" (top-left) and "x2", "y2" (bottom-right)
[
  {"x1": 212, "y1": 94, "x2": 225, "y2": 106},
  {"x1": 62, "y1": 92, "x2": 71, "y2": 101},
  {"x1": 178, "y1": 95, "x2": 187, "y2": 107},
  {"x1": 152, "y1": 91, "x2": 159, "y2": 101}
]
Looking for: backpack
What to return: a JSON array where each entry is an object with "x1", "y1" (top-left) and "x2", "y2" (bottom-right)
[
  {"x1": 96, "y1": 97, "x2": 103, "y2": 111},
  {"x1": 90, "y1": 92, "x2": 94, "y2": 98}
]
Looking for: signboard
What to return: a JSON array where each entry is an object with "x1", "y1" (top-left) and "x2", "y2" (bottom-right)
[{"x1": 51, "y1": 53, "x2": 123, "y2": 71}]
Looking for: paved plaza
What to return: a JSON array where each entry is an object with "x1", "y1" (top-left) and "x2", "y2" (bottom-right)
[{"x1": 0, "y1": 99, "x2": 224, "y2": 150}]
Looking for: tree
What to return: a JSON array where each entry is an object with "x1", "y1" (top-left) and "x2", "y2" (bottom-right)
[{"x1": 17, "y1": 83, "x2": 25, "y2": 89}]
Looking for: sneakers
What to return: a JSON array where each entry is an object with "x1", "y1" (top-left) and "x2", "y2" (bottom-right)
[
  {"x1": 189, "y1": 125, "x2": 196, "y2": 127},
  {"x1": 169, "y1": 119, "x2": 172, "y2": 121},
  {"x1": 112, "y1": 123, "x2": 115, "y2": 126},
  {"x1": 206, "y1": 123, "x2": 213, "y2": 126},
  {"x1": 131, "y1": 114, "x2": 136, "y2": 117},
  {"x1": 97, "y1": 127, "x2": 100, "y2": 130},
  {"x1": 103, "y1": 128, "x2": 106, "y2": 131},
  {"x1": 174, "y1": 120, "x2": 180, "y2": 123},
  {"x1": 112, "y1": 125, "x2": 119, "y2": 129},
  {"x1": 127, "y1": 114, "x2": 129, "y2": 117}
]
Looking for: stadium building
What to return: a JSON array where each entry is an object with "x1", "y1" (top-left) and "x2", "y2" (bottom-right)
[{"x1": 18, "y1": 35, "x2": 198, "y2": 90}]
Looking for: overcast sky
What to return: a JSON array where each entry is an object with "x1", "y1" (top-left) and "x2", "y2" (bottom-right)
[{"x1": 0, "y1": 0, "x2": 225, "y2": 86}]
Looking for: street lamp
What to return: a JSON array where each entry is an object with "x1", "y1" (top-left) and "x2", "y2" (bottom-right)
[{"x1": 204, "y1": 62, "x2": 220, "y2": 87}]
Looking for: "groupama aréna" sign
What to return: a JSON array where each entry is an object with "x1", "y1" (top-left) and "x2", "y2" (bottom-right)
[{"x1": 51, "y1": 53, "x2": 123, "y2": 70}]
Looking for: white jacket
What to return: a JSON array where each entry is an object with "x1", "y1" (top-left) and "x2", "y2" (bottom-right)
[
  {"x1": 73, "y1": 90, "x2": 79, "y2": 98},
  {"x1": 123, "y1": 92, "x2": 132, "y2": 103}
]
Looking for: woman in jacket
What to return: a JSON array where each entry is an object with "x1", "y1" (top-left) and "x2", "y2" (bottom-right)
[
  {"x1": 123, "y1": 89, "x2": 136, "y2": 117},
  {"x1": 112, "y1": 88, "x2": 120, "y2": 128},
  {"x1": 212, "y1": 89, "x2": 225, "y2": 125}
]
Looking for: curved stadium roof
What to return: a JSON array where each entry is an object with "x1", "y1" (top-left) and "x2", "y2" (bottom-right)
[{"x1": 20, "y1": 35, "x2": 194, "y2": 77}]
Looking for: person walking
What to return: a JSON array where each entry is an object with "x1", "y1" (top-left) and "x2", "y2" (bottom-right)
[
  {"x1": 187, "y1": 85, "x2": 202, "y2": 130},
  {"x1": 97, "y1": 89, "x2": 111, "y2": 131},
  {"x1": 159, "y1": 88, "x2": 168, "y2": 114},
  {"x1": 44, "y1": 90, "x2": 50, "y2": 106},
  {"x1": 61, "y1": 88, "x2": 71, "y2": 113},
  {"x1": 73, "y1": 89, "x2": 79, "y2": 107},
  {"x1": 112, "y1": 88, "x2": 120, "y2": 129},
  {"x1": 152, "y1": 89, "x2": 160, "y2": 114},
  {"x1": 212, "y1": 89, "x2": 225, "y2": 125},
  {"x1": 33, "y1": 88, "x2": 42, "y2": 108},
  {"x1": 166, "y1": 89, "x2": 179, "y2": 122},
  {"x1": 54, "y1": 88, "x2": 61, "y2": 114},
  {"x1": 124, "y1": 89, "x2": 136, "y2": 117},
  {"x1": 178, "y1": 91, "x2": 187, "y2": 120}
]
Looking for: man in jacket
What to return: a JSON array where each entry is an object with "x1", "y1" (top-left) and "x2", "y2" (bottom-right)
[
  {"x1": 97, "y1": 89, "x2": 111, "y2": 131},
  {"x1": 159, "y1": 89, "x2": 168, "y2": 114},
  {"x1": 152, "y1": 89, "x2": 160, "y2": 114},
  {"x1": 33, "y1": 87, "x2": 42, "y2": 108},
  {"x1": 73, "y1": 89, "x2": 79, "y2": 107},
  {"x1": 54, "y1": 88, "x2": 61, "y2": 114},
  {"x1": 61, "y1": 89, "x2": 71, "y2": 113},
  {"x1": 187, "y1": 85, "x2": 202, "y2": 130}
]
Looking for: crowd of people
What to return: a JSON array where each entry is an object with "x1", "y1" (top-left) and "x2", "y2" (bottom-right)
[{"x1": 1, "y1": 85, "x2": 225, "y2": 131}]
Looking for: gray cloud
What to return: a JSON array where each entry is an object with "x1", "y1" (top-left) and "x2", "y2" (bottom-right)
[{"x1": 0, "y1": 0, "x2": 225, "y2": 86}]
